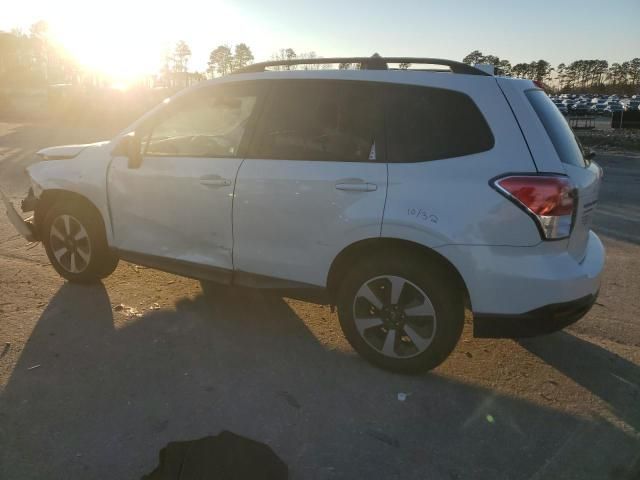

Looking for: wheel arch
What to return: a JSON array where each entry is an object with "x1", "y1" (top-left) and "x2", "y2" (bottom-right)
[
  {"x1": 326, "y1": 237, "x2": 471, "y2": 309},
  {"x1": 34, "y1": 189, "x2": 109, "y2": 241}
]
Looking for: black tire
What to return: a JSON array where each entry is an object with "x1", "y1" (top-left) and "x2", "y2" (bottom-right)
[
  {"x1": 42, "y1": 199, "x2": 119, "y2": 283},
  {"x1": 337, "y1": 254, "x2": 464, "y2": 373}
]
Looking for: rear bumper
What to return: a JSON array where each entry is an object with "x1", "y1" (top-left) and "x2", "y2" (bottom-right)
[
  {"x1": 435, "y1": 231, "x2": 605, "y2": 337},
  {"x1": 473, "y1": 292, "x2": 597, "y2": 338}
]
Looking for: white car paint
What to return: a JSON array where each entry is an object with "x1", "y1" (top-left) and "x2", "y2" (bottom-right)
[
  {"x1": 437, "y1": 231, "x2": 604, "y2": 314},
  {"x1": 107, "y1": 154, "x2": 241, "y2": 270},
  {"x1": 36, "y1": 141, "x2": 109, "y2": 160},
  {"x1": 381, "y1": 74, "x2": 540, "y2": 248},
  {"x1": 233, "y1": 159, "x2": 387, "y2": 286},
  {"x1": 15, "y1": 68, "x2": 604, "y2": 320},
  {"x1": 27, "y1": 142, "x2": 115, "y2": 242}
]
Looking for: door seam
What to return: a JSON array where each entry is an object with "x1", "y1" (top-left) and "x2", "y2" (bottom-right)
[
  {"x1": 230, "y1": 158, "x2": 245, "y2": 272},
  {"x1": 380, "y1": 161, "x2": 389, "y2": 236}
]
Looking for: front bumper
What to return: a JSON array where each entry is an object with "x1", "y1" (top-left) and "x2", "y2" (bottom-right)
[
  {"x1": 473, "y1": 292, "x2": 598, "y2": 338},
  {"x1": 0, "y1": 188, "x2": 37, "y2": 242}
]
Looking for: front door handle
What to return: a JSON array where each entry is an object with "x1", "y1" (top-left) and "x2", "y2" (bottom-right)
[
  {"x1": 335, "y1": 182, "x2": 378, "y2": 192},
  {"x1": 199, "y1": 175, "x2": 232, "y2": 187}
]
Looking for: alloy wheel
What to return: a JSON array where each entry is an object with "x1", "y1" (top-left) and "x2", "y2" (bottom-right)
[
  {"x1": 352, "y1": 275, "x2": 437, "y2": 358},
  {"x1": 49, "y1": 214, "x2": 92, "y2": 274}
]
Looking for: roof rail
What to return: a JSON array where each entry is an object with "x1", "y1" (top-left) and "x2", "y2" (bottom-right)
[{"x1": 233, "y1": 56, "x2": 491, "y2": 76}]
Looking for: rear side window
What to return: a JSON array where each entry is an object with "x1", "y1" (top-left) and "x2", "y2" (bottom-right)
[
  {"x1": 526, "y1": 89, "x2": 586, "y2": 167},
  {"x1": 385, "y1": 84, "x2": 494, "y2": 163},
  {"x1": 250, "y1": 81, "x2": 383, "y2": 162}
]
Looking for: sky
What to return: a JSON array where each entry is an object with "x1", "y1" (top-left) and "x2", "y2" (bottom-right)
[{"x1": 2, "y1": 0, "x2": 639, "y2": 79}]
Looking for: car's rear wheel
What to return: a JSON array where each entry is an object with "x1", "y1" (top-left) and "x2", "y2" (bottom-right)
[
  {"x1": 337, "y1": 255, "x2": 464, "y2": 373},
  {"x1": 42, "y1": 200, "x2": 118, "y2": 283}
]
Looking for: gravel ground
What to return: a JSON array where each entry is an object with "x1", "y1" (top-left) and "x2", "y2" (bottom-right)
[{"x1": 0, "y1": 120, "x2": 639, "y2": 480}]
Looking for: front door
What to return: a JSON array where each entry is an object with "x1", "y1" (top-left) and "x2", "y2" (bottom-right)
[{"x1": 107, "y1": 82, "x2": 265, "y2": 276}]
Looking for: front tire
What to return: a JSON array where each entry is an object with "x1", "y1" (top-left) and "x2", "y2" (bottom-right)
[
  {"x1": 42, "y1": 199, "x2": 118, "y2": 283},
  {"x1": 337, "y1": 255, "x2": 464, "y2": 373}
]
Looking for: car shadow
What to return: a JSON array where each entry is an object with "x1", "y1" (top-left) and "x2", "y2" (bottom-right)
[
  {"x1": 1, "y1": 283, "x2": 639, "y2": 480},
  {"x1": 519, "y1": 331, "x2": 640, "y2": 434}
]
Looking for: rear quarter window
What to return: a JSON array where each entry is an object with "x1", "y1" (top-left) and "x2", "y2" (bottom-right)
[
  {"x1": 525, "y1": 89, "x2": 586, "y2": 167},
  {"x1": 385, "y1": 84, "x2": 494, "y2": 163}
]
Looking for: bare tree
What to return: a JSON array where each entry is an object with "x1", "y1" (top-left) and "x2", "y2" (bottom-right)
[{"x1": 171, "y1": 40, "x2": 192, "y2": 86}]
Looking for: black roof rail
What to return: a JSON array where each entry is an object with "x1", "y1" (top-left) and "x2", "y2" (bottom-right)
[{"x1": 233, "y1": 56, "x2": 490, "y2": 76}]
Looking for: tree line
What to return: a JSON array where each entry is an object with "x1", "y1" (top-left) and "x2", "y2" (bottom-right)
[
  {"x1": 462, "y1": 50, "x2": 640, "y2": 94},
  {"x1": 1, "y1": 22, "x2": 639, "y2": 94}
]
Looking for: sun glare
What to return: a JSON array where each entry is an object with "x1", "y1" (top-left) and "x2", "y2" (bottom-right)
[
  {"x1": 50, "y1": 11, "x2": 168, "y2": 82},
  {"x1": 42, "y1": 0, "x2": 249, "y2": 83},
  {"x1": 5, "y1": 0, "x2": 270, "y2": 86}
]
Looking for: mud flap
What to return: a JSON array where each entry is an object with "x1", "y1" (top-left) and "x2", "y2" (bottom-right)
[{"x1": 0, "y1": 189, "x2": 37, "y2": 242}]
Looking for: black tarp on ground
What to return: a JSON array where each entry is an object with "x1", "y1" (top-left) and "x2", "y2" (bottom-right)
[{"x1": 142, "y1": 431, "x2": 288, "y2": 480}]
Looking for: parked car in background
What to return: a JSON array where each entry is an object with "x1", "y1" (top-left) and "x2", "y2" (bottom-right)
[
  {"x1": 624, "y1": 100, "x2": 640, "y2": 111},
  {"x1": 555, "y1": 103, "x2": 569, "y2": 115},
  {"x1": 605, "y1": 103, "x2": 624, "y2": 115},
  {"x1": 571, "y1": 102, "x2": 590, "y2": 116},
  {"x1": 589, "y1": 103, "x2": 607, "y2": 115}
]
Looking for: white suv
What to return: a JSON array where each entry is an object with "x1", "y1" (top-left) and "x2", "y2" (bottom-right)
[{"x1": 4, "y1": 57, "x2": 604, "y2": 373}]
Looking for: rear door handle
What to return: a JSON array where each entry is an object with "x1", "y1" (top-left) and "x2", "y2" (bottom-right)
[
  {"x1": 199, "y1": 175, "x2": 232, "y2": 187},
  {"x1": 335, "y1": 182, "x2": 378, "y2": 192}
]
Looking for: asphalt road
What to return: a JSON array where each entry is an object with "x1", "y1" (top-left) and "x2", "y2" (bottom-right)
[{"x1": 0, "y1": 120, "x2": 639, "y2": 480}]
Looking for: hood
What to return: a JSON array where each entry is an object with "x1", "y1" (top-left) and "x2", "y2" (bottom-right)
[{"x1": 36, "y1": 141, "x2": 109, "y2": 160}]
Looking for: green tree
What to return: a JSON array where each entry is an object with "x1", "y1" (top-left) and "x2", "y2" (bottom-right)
[
  {"x1": 461, "y1": 50, "x2": 511, "y2": 75},
  {"x1": 462, "y1": 50, "x2": 484, "y2": 65},
  {"x1": 232, "y1": 43, "x2": 254, "y2": 71},
  {"x1": 533, "y1": 60, "x2": 553, "y2": 82},
  {"x1": 208, "y1": 45, "x2": 233, "y2": 77},
  {"x1": 511, "y1": 63, "x2": 530, "y2": 78},
  {"x1": 628, "y1": 58, "x2": 640, "y2": 87}
]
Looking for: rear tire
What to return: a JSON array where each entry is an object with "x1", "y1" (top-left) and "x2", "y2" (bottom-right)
[
  {"x1": 42, "y1": 199, "x2": 118, "y2": 283},
  {"x1": 337, "y1": 254, "x2": 464, "y2": 373}
]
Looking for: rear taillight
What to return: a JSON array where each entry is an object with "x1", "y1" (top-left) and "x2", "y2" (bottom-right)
[{"x1": 492, "y1": 175, "x2": 576, "y2": 240}]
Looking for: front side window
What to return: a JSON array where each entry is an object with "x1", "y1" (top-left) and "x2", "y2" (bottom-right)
[
  {"x1": 250, "y1": 81, "x2": 384, "y2": 162},
  {"x1": 144, "y1": 86, "x2": 259, "y2": 158}
]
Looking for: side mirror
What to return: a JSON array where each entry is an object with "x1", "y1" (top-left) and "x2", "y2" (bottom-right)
[
  {"x1": 113, "y1": 133, "x2": 143, "y2": 169},
  {"x1": 127, "y1": 134, "x2": 143, "y2": 169}
]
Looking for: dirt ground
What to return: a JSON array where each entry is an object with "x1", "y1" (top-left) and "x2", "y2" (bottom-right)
[{"x1": 1, "y1": 119, "x2": 639, "y2": 479}]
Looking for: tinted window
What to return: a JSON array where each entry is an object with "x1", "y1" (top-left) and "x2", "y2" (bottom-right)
[
  {"x1": 386, "y1": 84, "x2": 494, "y2": 163},
  {"x1": 144, "y1": 86, "x2": 259, "y2": 158},
  {"x1": 526, "y1": 89, "x2": 586, "y2": 167},
  {"x1": 251, "y1": 81, "x2": 383, "y2": 162}
]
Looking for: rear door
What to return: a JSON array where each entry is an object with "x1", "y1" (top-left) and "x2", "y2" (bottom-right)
[
  {"x1": 499, "y1": 79, "x2": 602, "y2": 260},
  {"x1": 232, "y1": 80, "x2": 387, "y2": 286}
]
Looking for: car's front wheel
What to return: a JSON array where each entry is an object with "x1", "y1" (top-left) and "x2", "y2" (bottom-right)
[
  {"x1": 337, "y1": 255, "x2": 464, "y2": 373},
  {"x1": 42, "y1": 199, "x2": 118, "y2": 283}
]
